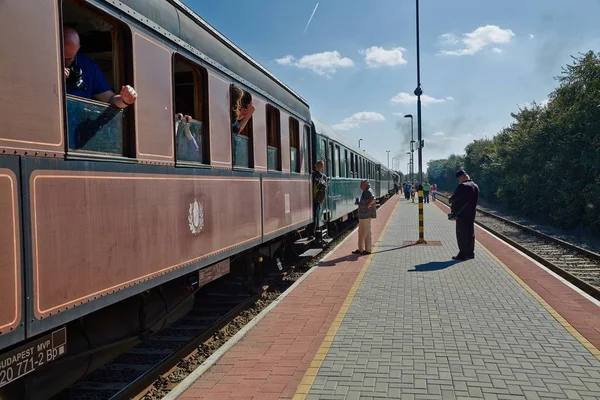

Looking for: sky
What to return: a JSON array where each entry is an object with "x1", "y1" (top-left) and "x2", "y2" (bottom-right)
[{"x1": 186, "y1": 0, "x2": 600, "y2": 174}]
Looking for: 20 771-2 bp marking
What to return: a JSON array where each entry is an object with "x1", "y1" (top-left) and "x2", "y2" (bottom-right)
[{"x1": 0, "y1": 327, "x2": 67, "y2": 388}]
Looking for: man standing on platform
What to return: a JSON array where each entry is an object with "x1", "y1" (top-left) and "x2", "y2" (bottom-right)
[
  {"x1": 449, "y1": 170, "x2": 479, "y2": 261},
  {"x1": 422, "y1": 181, "x2": 431, "y2": 203},
  {"x1": 353, "y1": 180, "x2": 376, "y2": 255}
]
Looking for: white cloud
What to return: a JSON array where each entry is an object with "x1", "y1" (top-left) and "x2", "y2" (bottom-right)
[
  {"x1": 275, "y1": 55, "x2": 294, "y2": 65},
  {"x1": 438, "y1": 25, "x2": 515, "y2": 56},
  {"x1": 432, "y1": 132, "x2": 445, "y2": 136},
  {"x1": 492, "y1": 47, "x2": 503, "y2": 54},
  {"x1": 391, "y1": 92, "x2": 454, "y2": 105},
  {"x1": 439, "y1": 33, "x2": 460, "y2": 45},
  {"x1": 360, "y1": 46, "x2": 407, "y2": 68},
  {"x1": 540, "y1": 97, "x2": 550, "y2": 107},
  {"x1": 275, "y1": 51, "x2": 354, "y2": 76},
  {"x1": 331, "y1": 111, "x2": 385, "y2": 131},
  {"x1": 529, "y1": 33, "x2": 535, "y2": 39}
]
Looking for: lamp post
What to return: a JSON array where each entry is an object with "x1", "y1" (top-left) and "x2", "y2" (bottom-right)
[
  {"x1": 386, "y1": 150, "x2": 390, "y2": 168},
  {"x1": 406, "y1": 152, "x2": 411, "y2": 181},
  {"x1": 404, "y1": 114, "x2": 414, "y2": 183},
  {"x1": 358, "y1": 138, "x2": 363, "y2": 148},
  {"x1": 414, "y1": 0, "x2": 426, "y2": 244}
]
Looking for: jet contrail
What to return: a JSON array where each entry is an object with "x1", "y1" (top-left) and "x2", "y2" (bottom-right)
[{"x1": 303, "y1": 2, "x2": 319, "y2": 36}]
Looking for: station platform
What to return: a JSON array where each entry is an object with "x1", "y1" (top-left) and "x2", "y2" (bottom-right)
[{"x1": 167, "y1": 195, "x2": 600, "y2": 400}]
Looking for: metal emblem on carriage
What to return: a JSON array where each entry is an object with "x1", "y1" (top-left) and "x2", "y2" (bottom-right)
[{"x1": 188, "y1": 199, "x2": 204, "y2": 235}]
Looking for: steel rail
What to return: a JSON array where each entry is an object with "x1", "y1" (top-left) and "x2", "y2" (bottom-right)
[{"x1": 436, "y1": 193, "x2": 600, "y2": 299}]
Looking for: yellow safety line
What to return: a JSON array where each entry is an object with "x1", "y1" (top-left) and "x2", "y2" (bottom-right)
[
  {"x1": 479, "y1": 243, "x2": 600, "y2": 361},
  {"x1": 292, "y1": 201, "x2": 399, "y2": 399}
]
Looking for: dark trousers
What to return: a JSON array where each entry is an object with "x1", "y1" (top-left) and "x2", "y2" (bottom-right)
[
  {"x1": 312, "y1": 202, "x2": 320, "y2": 237},
  {"x1": 404, "y1": 190, "x2": 410, "y2": 200},
  {"x1": 456, "y1": 218, "x2": 475, "y2": 257},
  {"x1": 424, "y1": 191, "x2": 430, "y2": 203}
]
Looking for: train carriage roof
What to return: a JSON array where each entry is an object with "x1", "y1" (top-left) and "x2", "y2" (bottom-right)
[
  {"x1": 312, "y1": 118, "x2": 386, "y2": 167},
  {"x1": 117, "y1": 0, "x2": 310, "y2": 121}
]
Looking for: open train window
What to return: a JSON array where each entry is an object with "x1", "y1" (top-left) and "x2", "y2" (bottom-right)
[
  {"x1": 303, "y1": 125, "x2": 310, "y2": 174},
  {"x1": 289, "y1": 118, "x2": 300, "y2": 173},
  {"x1": 266, "y1": 105, "x2": 281, "y2": 171},
  {"x1": 230, "y1": 84, "x2": 254, "y2": 168},
  {"x1": 62, "y1": 0, "x2": 133, "y2": 157},
  {"x1": 173, "y1": 54, "x2": 209, "y2": 165}
]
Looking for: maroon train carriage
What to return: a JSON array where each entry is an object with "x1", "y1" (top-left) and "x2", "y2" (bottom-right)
[{"x1": 0, "y1": 0, "x2": 314, "y2": 398}]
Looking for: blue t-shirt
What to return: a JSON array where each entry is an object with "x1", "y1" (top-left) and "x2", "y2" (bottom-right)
[
  {"x1": 66, "y1": 54, "x2": 111, "y2": 99},
  {"x1": 232, "y1": 118, "x2": 241, "y2": 134}
]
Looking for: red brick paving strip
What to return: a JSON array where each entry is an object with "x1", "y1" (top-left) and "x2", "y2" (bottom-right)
[
  {"x1": 433, "y1": 201, "x2": 600, "y2": 351},
  {"x1": 179, "y1": 195, "x2": 401, "y2": 399}
]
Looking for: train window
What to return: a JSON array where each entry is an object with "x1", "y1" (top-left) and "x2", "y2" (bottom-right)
[
  {"x1": 173, "y1": 55, "x2": 209, "y2": 164},
  {"x1": 62, "y1": 0, "x2": 133, "y2": 157},
  {"x1": 350, "y1": 153, "x2": 355, "y2": 178},
  {"x1": 335, "y1": 145, "x2": 341, "y2": 177},
  {"x1": 343, "y1": 150, "x2": 348, "y2": 178},
  {"x1": 289, "y1": 117, "x2": 300, "y2": 173},
  {"x1": 321, "y1": 139, "x2": 327, "y2": 172},
  {"x1": 328, "y1": 142, "x2": 334, "y2": 177},
  {"x1": 303, "y1": 125, "x2": 310, "y2": 173},
  {"x1": 266, "y1": 105, "x2": 281, "y2": 171},
  {"x1": 230, "y1": 84, "x2": 254, "y2": 168}
]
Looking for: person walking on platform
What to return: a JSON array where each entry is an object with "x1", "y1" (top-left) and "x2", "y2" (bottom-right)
[
  {"x1": 353, "y1": 180, "x2": 376, "y2": 255},
  {"x1": 431, "y1": 182, "x2": 437, "y2": 201},
  {"x1": 403, "y1": 182, "x2": 411, "y2": 200},
  {"x1": 423, "y1": 181, "x2": 431, "y2": 203},
  {"x1": 449, "y1": 170, "x2": 479, "y2": 261}
]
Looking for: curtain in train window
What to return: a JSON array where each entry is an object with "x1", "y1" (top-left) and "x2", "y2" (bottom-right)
[{"x1": 230, "y1": 84, "x2": 254, "y2": 168}]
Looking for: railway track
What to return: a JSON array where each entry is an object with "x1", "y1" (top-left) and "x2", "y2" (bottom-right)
[
  {"x1": 50, "y1": 196, "x2": 383, "y2": 400},
  {"x1": 436, "y1": 193, "x2": 600, "y2": 298}
]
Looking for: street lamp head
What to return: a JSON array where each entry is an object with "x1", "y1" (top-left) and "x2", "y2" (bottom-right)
[{"x1": 404, "y1": 114, "x2": 412, "y2": 119}]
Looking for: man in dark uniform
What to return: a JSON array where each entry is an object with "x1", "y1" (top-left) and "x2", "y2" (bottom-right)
[
  {"x1": 311, "y1": 160, "x2": 328, "y2": 242},
  {"x1": 449, "y1": 170, "x2": 479, "y2": 261}
]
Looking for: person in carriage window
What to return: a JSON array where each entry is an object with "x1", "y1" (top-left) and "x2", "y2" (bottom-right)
[
  {"x1": 230, "y1": 85, "x2": 255, "y2": 134},
  {"x1": 63, "y1": 26, "x2": 137, "y2": 108}
]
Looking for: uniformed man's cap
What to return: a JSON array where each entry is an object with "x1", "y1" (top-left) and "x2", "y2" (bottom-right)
[{"x1": 456, "y1": 169, "x2": 467, "y2": 178}]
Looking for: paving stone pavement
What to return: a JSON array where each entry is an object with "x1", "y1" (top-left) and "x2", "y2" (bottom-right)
[{"x1": 306, "y1": 201, "x2": 600, "y2": 400}]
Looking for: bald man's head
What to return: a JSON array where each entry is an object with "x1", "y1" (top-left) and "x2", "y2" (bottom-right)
[{"x1": 63, "y1": 26, "x2": 81, "y2": 66}]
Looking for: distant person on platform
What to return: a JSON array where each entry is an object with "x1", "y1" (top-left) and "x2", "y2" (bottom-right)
[
  {"x1": 63, "y1": 26, "x2": 138, "y2": 108},
  {"x1": 422, "y1": 181, "x2": 431, "y2": 203},
  {"x1": 353, "y1": 180, "x2": 376, "y2": 255},
  {"x1": 403, "y1": 182, "x2": 411, "y2": 200},
  {"x1": 449, "y1": 170, "x2": 479, "y2": 261},
  {"x1": 311, "y1": 160, "x2": 328, "y2": 242},
  {"x1": 431, "y1": 182, "x2": 437, "y2": 201}
]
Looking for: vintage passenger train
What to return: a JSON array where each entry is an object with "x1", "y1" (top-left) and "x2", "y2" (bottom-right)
[{"x1": 0, "y1": 0, "x2": 400, "y2": 397}]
